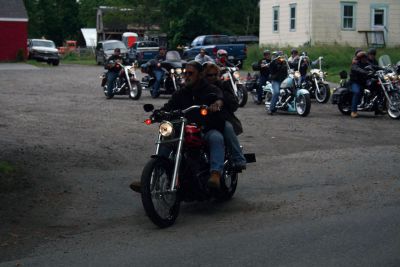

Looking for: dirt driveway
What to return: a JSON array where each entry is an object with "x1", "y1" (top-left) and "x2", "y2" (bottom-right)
[{"x1": 0, "y1": 64, "x2": 399, "y2": 265}]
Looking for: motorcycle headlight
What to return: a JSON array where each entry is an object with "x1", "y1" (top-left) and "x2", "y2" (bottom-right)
[
  {"x1": 233, "y1": 71, "x2": 241, "y2": 80},
  {"x1": 159, "y1": 121, "x2": 174, "y2": 137},
  {"x1": 176, "y1": 68, "x2": 182, "y2": 75},
  {"x1": 222, "y1": 73, "x2": 230, "y2": 81},
  {"x1": 294, "y1": 71, "x2": 301, "y2": 78},
  {"x1": 170, "y1": 69, "x2": 175, "y2": 74},
  {"x1": 384, "y1": 75, "x2": 390, "y2": 81}
]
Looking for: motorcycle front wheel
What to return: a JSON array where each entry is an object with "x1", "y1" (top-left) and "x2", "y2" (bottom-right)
[
  {"x1": 315, "y1": 83, "x2": 331, "y2": 103},
  {"x1": 141, "y1": 158, "x2": 180, "y2": 228},
  {"x1": 236, "y1": 84, "x2": 248, "y2": 107},
  {"x1": 296, "y1": 93, "x2": 311, "y2": 117},
  {"x1": 129, "y1": 82, "x2": 142, "y2": 100},
  {"x1": 387, "y1": 91, "x2": 400, "y2": 119}
]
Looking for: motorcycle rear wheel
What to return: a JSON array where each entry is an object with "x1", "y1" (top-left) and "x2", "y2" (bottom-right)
[
  {"x1": 129, "y1": 82, "x2": 142, "y2": 100},
  {"x1": 141, "y1": 158, "x2": 180, "y2": 228},
  {"x1": 338, "y1": 97, "x2": 351, "y2": 115},
  {"x1": 237, "y1": 84, "x2": 248, "y2": 107},
  {"x1": 315, "y1": 83, "x2": 331, "y2": 103},
  {"x1": 216, "y1": 169, "x2": 238, "y2": 201},
  {"x1": 296, "y1": 93, "x2": 311, "y2": 117},
  {"x1": 387, "y1": 91, "x2": 400, "y2": 119}
]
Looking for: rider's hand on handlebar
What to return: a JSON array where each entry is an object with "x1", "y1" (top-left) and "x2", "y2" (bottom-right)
[{"x1": 208, "y1": 100, "x2": 223, "y2": 113}]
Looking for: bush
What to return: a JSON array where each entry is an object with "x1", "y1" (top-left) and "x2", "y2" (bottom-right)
[{"x1": 16, "y1": 48, "x2": 25, "y2": 62}]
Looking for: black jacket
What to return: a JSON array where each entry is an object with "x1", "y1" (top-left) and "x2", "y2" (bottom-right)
[
  {"x1": 162, "y1": 79, "x2": 226, "y2": 133},
  {"x1": 258, "y1": 58, "x2": 272, "y2": 78},
  {"x1": 214, "y1": 80, "x2": 243, "y2": 135},
  {"x1": 269, "y1": 59, "x2": 288, "y2": 82},
  {"x1": 350, "y1": 61, "x2": 370, "y2": 87},
  {"x1": 106, "y1": 55, "x2": 126, "y2": 72}
]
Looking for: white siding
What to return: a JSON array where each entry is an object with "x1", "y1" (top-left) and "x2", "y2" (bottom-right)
[
  {"x1": 260, "y1": 0, "x2": 400, "y2": 47},
  {"x1": 259, "y1": 0, "x2": 311, "y2": 47}
]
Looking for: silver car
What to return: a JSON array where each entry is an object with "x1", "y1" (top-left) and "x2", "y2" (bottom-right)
[{"x1": 95, "y1": 40, "x2": 129, "y2": 65}]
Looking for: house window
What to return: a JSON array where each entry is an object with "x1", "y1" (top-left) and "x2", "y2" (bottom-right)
[
  {"x1": 290, "y1": 4, "x2": 296, "y2": 31},
  {"x1": 374, "y1": 9, "x2": 384, "y2": 26},
  {"x1": 341, "y1": 2, "x2": 356, "y2": 30},
  {"x1": 273, "y1": 6, "x2": 279, "y2": 32}
]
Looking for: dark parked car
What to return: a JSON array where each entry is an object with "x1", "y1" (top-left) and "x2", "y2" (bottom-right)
[
  {"x1": 129, "y1": 41, "x2": 159, "y2": 64},
  {"x1": 27, "y1": 39, "x2": 60, "y2": 66},
  {"x1": 95, "y1": 40, "x2": 129, "y2": 65}
]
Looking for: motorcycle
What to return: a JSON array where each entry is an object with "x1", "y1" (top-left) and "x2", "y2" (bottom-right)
[
  {"x1": 137, "y1": 101, "x2": 256, "y2": 228},
  {"x1": 141, "y1": 50, "x2": 186, "y2": 98},
  {"x1": 264, "y1": 55, "x2": 311, "y2": 117},
  {"x1": 302, "y1": 56, "x2": 331, "y2": 103},
  {"x1": 220, "y1": 62, "x2": 248, "y2": 107},
  {"x1": 100, "y1": 60, "x2": 142, "y2": 100},
  {"x1": 331, "y1": 64, "x2": 400, "y2": 119}
]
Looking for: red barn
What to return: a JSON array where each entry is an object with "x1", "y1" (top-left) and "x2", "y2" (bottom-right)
[{"x1": 0, "y1": 0, "x2": 28, "y2": 61}]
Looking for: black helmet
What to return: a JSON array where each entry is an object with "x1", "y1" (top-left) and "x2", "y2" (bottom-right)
[
  {"x1": 263, "y1": 49, "x2": 271, "y2": 55},
  {"x1": 367, "y1": 48, "x2": 377, "y2": 56},
  {"x1": 291, "y1": 48, "x2": 298, "y2": 54}
]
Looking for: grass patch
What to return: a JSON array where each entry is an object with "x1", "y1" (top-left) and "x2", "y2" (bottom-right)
[
  {"x1": 243, "y1": 44, "x2": 400, "y2": 83},
  {"x1": 61, "y1": 52, "x2": 97, "y2": 66},
  {"x1": 0, "y1": 161, "x2": 15, "y2": 175}
]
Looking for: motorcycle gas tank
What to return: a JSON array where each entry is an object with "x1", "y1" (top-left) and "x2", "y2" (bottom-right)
[
  {"x1": 281, "y1": 77, "x2": 294, "y2": 89},
  {"x1": 184, "y1": 124, "x2": 204, "y2": 148}
]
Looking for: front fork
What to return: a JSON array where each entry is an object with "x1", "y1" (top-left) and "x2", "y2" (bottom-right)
[
  {"x1": 314, "y1": 78, "x2": 320, "y2": 94},
  {"x1": 155, "y1": 119, "x2": 186, "y2": 192}
]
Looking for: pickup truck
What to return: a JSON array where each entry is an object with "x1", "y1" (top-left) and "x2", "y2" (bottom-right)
[
  {"x1": 182, "y1": 35, "x2": 247, "y2": 64},
  {"x1": 129, "y1": 41, "x2": 159, "y2": 64}
]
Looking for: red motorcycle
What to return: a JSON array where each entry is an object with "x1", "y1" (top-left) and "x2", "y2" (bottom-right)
[{"x1": 137, "y1": 103, "x2": 255, "y2": 228}]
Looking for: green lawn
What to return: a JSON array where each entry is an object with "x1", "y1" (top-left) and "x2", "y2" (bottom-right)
[{"x1": 243, "y1": 44, "x2": 400, "y2": 83}]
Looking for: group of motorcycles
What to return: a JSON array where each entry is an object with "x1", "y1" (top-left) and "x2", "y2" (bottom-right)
[
  {"x1": 100, "y1": 52, "x2": 400, "y2": 228},
  {"x1": 100, "y1": 50, "x2": 248, "y2": 107},
  {"x1": 245, "y1": 54, "x2": 400, "y2": 119}
]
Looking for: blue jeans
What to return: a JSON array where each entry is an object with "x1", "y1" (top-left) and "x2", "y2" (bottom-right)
[
  {"x1": 157, "y1": 129, "x2": 225, "y2": 175},
  {"x1": 257, "y1": 75, "x2": 268, "y2": 102},
  {"x1": 152, "y1": 70, "x2": 164, "y2": 96},
  {"x1": 204, "y1": 129, "x2": 225, "y2": 174},
  {"x1": 351, "y1": 82, "x2": 362, "y2": 112},
  {"x1": 270, "y1": 80, "x2": 281, "y2": 112},
  {"x1": 106, "y1": 71, "x2": 119, "y2": 97},
  {"x1": 224, "y1": 121, "x2": 246, "y2": 165}
]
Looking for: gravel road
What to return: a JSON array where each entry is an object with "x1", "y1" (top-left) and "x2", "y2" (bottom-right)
[{"x1": 0, "y1": 63, "x2": 399, "y2": 266}]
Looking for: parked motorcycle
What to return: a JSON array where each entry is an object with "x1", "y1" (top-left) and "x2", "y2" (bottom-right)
[
  {"x1": 220, "y1": 62, "x2": 248, "y2": 107},
  {"x1": 264, "y1": 56, "x2": 311, "y2": 117},
  {"x1": 302, "y1": 56, "x2": 331, "y2": 103},
  {"x1": 137, "y1": 102, "x2": 256, "y2": 228},
  {"x1": 100, "y1": 61, "x2": 142, "y2": 100},
  {"x1": 331, "y1": 65, "x2": 400, "y2": 119},
  {"x1": 141, "y1": 50, "x2": 186, "y2": 98}
]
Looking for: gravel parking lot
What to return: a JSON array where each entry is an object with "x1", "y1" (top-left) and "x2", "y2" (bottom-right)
[{"x1": 1, "y1": 63, "x2": 399, "y2": 266}]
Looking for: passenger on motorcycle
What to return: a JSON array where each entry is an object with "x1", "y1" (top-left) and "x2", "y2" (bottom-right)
[
  {"x1": 215, "y1": 49, "x2": 234, "y2": 68},
  {"x1": 256, "y1": 49, "x2": 272, "y2": 104},
  {"x1": 349, "y1": 51, "x2": 372, "y2": 118},
  {"x1": 149, "y1": 46, "x2": 167, "y2": 98},
  {"x1": 130, "y1": 61, "x2": 227, "y2": 192},
  {"x1": 268, "y1": 51, "x2": 288, "y2": 115},
  {"x1": 203, "y1": 62, "x2": 246, "y2": 171},
  {"x1": 195, "y1": 48, "x2": 214, "y2": 64},
  {"x1": 289, "y1": 50, "x2": 309, "y2": 83},
  {"x1": 105, "y1": 48, "x2": 127, "y2": 99},
  {"x1": 367, "y1": 48, "x2": 379, "y2": 66}
]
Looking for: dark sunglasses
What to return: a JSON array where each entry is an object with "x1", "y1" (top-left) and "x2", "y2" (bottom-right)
[
  {"x1": 206, "y1": 73, "x2": 219, "y2": 77},
  {"x1": 185, "y1": 71, "x2": 195, "y2": 76}
]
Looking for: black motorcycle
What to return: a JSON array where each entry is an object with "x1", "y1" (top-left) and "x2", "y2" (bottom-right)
[
  {"x1": 100, "y1": 61, "x2": 142, "y2": 100},
  {"x1": 136, "y1": 102, "x2": 256, "y2": 228},
  {"x1": 332, "y1": 67, "x2": 400, "y2": 119},
  {"x1": 141, "y1": 51, "x2": 186, "y2": 98}
]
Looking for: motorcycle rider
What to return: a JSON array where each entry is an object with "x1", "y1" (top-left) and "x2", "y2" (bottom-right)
[
  {"x1": 349, "y1": 51, "x2": 371, "y2": 118},
  {"x1": 289, "y1": 50, "x2": 309, "y2": 83},
  {"x1": 367, "y1": 48, "x2": 379, "y2": 66},
  {"x1": 105, "y1": 48, "x2": 126, "y2": 99},
  {"x1": 268, "y1": 51, "x2": 288, "y2": 115},
  {"x1": 203, "y1": 62, "x2": 247, "y2": 170},
  {"x1": 149, "y1": 46, "x2": 167, "y2": 98},
  {"x1": 215, "y1": 49, "x2": 234, "y2": 68},
  {"x1": 130, "y1": 61, "x2": 227, "y2": 192},
  {"x1": 287, "y1": 48, "x2": 299, "y2": 65},
  {"x1": 256, "y1": 49, "x2": 272, "y2": 104},
  {"x1": 195, "y1": 48, "x2": 214, "y2": 64}
]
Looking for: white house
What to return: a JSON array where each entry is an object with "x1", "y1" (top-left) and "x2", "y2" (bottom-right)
[{"x1": 259, "y1": 0, "x2": 400, "y2": 47}]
